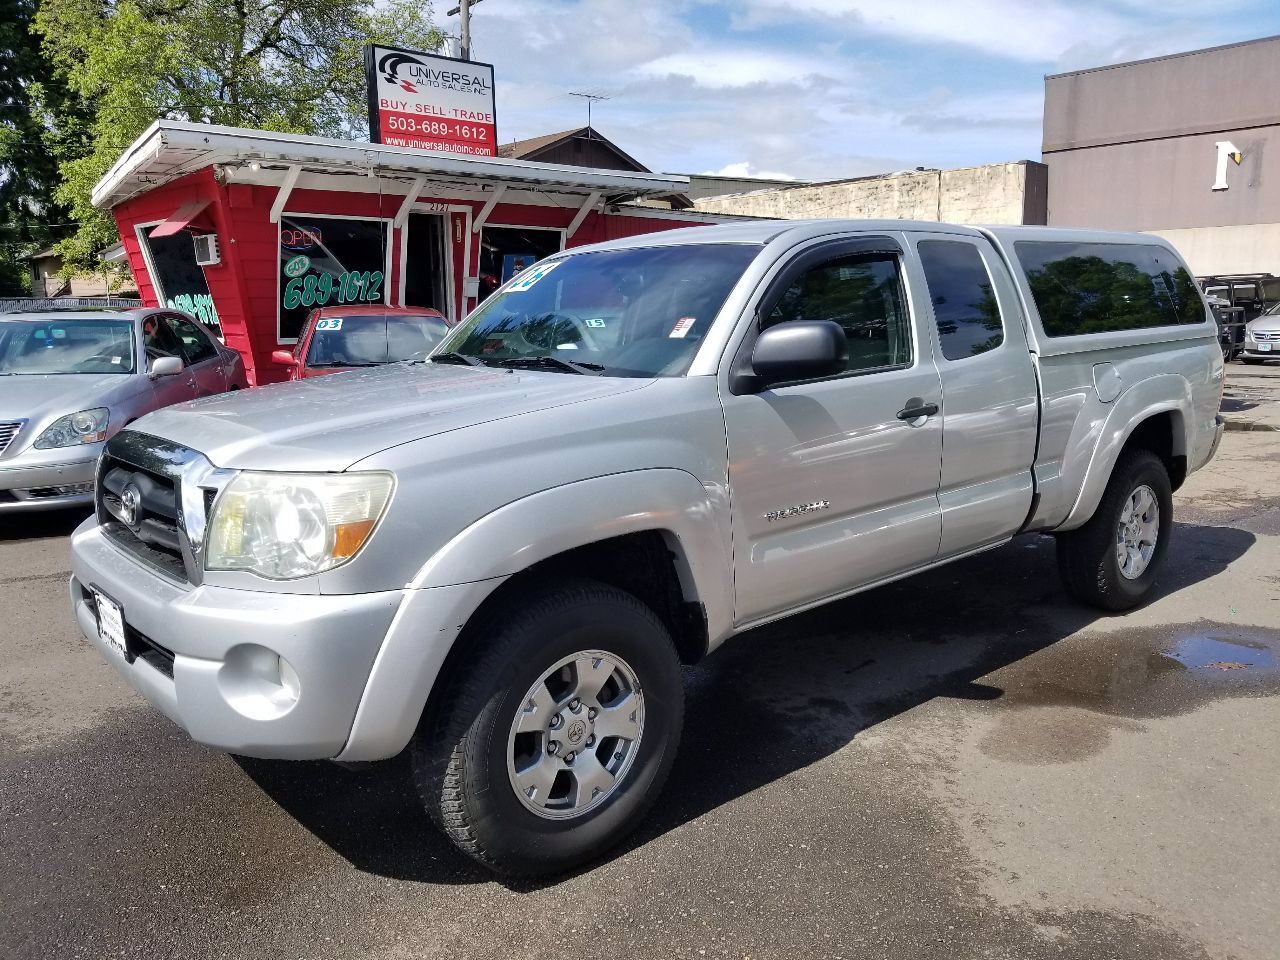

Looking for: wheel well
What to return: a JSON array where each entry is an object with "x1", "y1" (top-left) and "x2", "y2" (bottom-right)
[
  {"x1": 1122, "y1": 412, "x2": 1187, "y2": 491},
  {"x1": 413, "y1": 532, "x2": 708, "y2": 747},
  {"x1": 445, "y1": 532, "x2": 707, "y2": 668}
]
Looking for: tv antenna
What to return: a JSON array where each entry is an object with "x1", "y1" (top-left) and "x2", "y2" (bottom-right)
[{"x1": 568, "y1": 91, "x2": 611, "y2": 134}]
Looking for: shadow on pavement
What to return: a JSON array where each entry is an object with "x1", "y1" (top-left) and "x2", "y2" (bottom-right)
[
  {"x1": 0, "y1": 507, "x2": 90, "y2": 542},
  {"x1": 237, "y1": 521, "x2": 1255, "y2": 889}
]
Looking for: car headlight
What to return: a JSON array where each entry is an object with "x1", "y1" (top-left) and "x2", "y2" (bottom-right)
[
  {"x1": 205, "y1": 471, "x2": 394, "y2": 579},
  {"x1": 33, "y1": 408, "x2": 110, "y2": 449}
]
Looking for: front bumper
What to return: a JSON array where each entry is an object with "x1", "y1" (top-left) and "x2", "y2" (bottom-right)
[
  {"x1": 69, "y1": 517, "x2": 503, "y2": 761},
  {"x1": 70, "y1": 518, "x2": 403, "y2": 759},
  {"x1": 0, "y1": 448, "x2": 99, "y2": 511}
]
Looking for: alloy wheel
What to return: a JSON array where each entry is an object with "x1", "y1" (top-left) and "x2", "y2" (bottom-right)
[{"x1": 507, "y1": 650, "x2": 645, "y2": 819}]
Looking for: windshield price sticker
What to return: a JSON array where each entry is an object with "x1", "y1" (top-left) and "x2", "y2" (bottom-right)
[
  {"x1": 507, "y1": 260, "x2": 560, "y2": 292},
  {"x1": 669, "y1": 317, "x2": 696, "y2": 339},
  {"x1": 316, "y1": 318, "x2": 344, "y2": 332}
]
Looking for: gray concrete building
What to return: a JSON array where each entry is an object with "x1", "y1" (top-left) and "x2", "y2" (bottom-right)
[
  {"x1": 1044, "y1": 35, "x2": 1280, "y2": 276},
  {"x1": 690, "y1": 161, "x2": 1047, "y2": 225}
]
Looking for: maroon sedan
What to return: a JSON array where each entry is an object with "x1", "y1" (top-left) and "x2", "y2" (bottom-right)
[{"x1": 272, "y1": 305, "x2": 451, "y2": 380}]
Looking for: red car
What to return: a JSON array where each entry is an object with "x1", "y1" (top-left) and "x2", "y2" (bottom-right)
[{"x1": 272, "y1": 305, "x2": 451, "y2": 380}]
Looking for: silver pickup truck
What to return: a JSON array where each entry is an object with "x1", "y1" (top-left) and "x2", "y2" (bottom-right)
[{"x1": 69, "y1": 220, "x2": 1224, "y2": 876}]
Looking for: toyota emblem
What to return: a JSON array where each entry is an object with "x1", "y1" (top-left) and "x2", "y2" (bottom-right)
[{"x1": 119, "y1": 484, "x2": 142, "y2": 527}]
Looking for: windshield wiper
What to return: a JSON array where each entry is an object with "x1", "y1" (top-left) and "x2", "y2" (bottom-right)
[
  {"x1": 489, "y1": 356, "x2": 604, "y2": 376},
  {"x1": 428, "y1": 352, "x2": 484, "y2": 367}
]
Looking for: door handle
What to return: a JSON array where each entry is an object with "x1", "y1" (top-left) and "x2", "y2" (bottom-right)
[{"x1": 896, "y1": 399, "x2": 939, "y2": 421}]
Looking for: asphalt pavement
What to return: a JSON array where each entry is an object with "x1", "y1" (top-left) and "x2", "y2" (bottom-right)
[{"x1": 1, "y1": 363, "x2": 1277, "y2": 960}]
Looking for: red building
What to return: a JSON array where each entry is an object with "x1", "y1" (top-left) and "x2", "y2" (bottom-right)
[{"x1": 93, "y1": 121, "x2": 722, "y2": 384}]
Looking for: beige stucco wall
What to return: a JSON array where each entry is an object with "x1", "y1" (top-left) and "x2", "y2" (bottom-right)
[
  {"x1": 1148, "y1": 224, "x2": 1280, "y2": 277},
  {"x1": 690, "y1": 161, "x2": 1046, "y2": 225}
]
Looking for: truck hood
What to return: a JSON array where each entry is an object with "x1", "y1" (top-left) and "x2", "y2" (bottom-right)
[{"x1": 130, "y1": 362, "x2": 654, "y2": 471}]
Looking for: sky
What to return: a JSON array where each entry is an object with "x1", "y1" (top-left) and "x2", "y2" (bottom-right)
[{"x1": 441, "y1": 0, "x2": 1280, "y2": 181}]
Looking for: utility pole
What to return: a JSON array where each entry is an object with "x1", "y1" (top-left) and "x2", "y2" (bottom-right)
[{"x1": 446, "y1": 0, "x2": 484, "y2": 60}]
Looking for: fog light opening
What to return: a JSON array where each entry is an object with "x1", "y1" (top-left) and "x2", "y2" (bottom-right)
[
  {"x1": 218, "y1": 644, "x2": 302, "y2": 720},
  {"x1": 278, "y1": 656, "x2": 301, "y2": 703}
]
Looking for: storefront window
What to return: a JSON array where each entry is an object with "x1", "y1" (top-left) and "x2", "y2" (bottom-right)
[
  {"x1": 279, "y1": 215, "x2": 389, "y2": 341},
  {"x1": 138, "y1": 229, "x2": 220, "y2": 335},
  {"x1": 477, "y1": 226, "x2": 563, "y2": 304}
]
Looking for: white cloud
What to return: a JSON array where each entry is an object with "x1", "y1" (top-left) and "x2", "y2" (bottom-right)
[
  {"x1": 447, "y1": 0, "x2": 1269, "y2": 183},
  {"x1": 704, "y1": 161, "x2": 799, "y2": 180},
  {"x1": 636, "y1": 47, "x2": 841, "y2": 88},
  {"x1": 731, "y1": 0, "x2": 1254, "y2": 66},
  {"x1": 898, "y1": 90, "x2": 1045, "y2": 133},
  {"x1": 731, "y1": 0, "x2": 1128, "y2": 61}
]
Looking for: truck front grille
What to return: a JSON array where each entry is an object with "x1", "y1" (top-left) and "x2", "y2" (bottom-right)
[
  {"x1": 1253, "y1": 330, "x2": 1280, "y2": 342},
  {"x1": 0, "y1": 421, "x2": 21, "y2": 455},
  {"x1": 95, "y1": 432, "x2": 205, "y2": 583}
]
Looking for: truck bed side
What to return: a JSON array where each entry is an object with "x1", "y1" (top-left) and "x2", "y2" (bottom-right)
[{"x1": 979, "y1": 227, "x2": 1222, "y2": 533}]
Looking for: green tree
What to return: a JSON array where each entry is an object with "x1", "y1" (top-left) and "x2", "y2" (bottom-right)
[
  {"x1": 36, "y1": 0, "x2": 442, "y2": 273},
  {"x1": 0, "y1": 0, "x2": 92, "y2": 295}
]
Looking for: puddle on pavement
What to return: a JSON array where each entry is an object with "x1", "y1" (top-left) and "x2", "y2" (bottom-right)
[
  {"x1": 1158, "y1": 634, "x2": 1276, "y2": 672},
  {"x1": 975, "y1": 622, "x2": 1280, "y2": 765}
]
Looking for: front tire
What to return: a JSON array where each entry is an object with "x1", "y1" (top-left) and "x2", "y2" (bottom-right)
[
  {"x1": 1056, "y1": 450, "x2": 1173, "y2": 611},
  {"x1": 411, "y1": 579, "x2": 684, "y2": 877}
]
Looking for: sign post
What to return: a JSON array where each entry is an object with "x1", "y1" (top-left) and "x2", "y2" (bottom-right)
[{"x1": 365, "y1": 44, "x2": 497, "y2": 157}]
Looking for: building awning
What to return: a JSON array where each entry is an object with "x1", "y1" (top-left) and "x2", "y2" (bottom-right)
[
  {"x1": 100, "y1": 242, "x2": 127, "y2": 263},
  {"x1": 148, "y1": 199, "x2": 214, "y2": 237},
  {"x1": 92, "y1": 120, "x2": 693, "y2": 210}
]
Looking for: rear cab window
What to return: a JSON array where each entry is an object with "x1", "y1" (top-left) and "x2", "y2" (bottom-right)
[
  {"x1": 1015, "y1": 241, "x2": 1207, "y2": 338},
  {"x1": 917, "y1": 240, "x2": 1004, "y2": 360}
]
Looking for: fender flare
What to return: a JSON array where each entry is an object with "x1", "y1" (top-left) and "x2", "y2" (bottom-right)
[
  {"x1": 336, "y1": 470, "x2": 733, "y2": 762},
  {"x1": 1059, "y1": 375, "x2": 1190, "y2": 530},
  {"x1": 410, "y1": 468, "x2": 734, "y2": 640}
]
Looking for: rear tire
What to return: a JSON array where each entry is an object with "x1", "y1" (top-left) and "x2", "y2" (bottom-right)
[
  {"x1": 411, "y1": 578, "x2": 684, "y2": 877},
  {"x1": 1056, "y1": 450, "x2": 1173, "y2": 612}
]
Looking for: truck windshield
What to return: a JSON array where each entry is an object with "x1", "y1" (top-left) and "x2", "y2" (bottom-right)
[
  {"x1": 435, "y1": 243, "x2": 761, "y2": 377},
  {"x1": 0, "y1": 318, "x2": 136, "y2": 375}
]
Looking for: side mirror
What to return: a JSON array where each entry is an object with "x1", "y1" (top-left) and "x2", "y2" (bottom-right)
[
  {"x1": 271, "y1": 350, "x2": 299, "y2": 367},
  {"x1": 741, "y1": 320, "x2": 848, "y2": 392},
  {"x1": 148, "y1": 355, "x2": 184, "y2": 378}
]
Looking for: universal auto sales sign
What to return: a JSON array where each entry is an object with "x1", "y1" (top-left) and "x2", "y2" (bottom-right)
[{"x1": 365, "y1": 44, "x2": 497, "y2": 156}]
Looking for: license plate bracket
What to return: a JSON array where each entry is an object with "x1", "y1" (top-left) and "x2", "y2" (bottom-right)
[{"x1": 92, "y1": 587, "x2": 130, "y2": 661}]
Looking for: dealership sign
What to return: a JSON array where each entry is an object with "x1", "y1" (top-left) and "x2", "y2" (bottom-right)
[{"x1": 365, "y1": 44, "x2": 496, "y2": 156}]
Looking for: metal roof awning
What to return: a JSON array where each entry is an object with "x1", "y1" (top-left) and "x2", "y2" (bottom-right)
[
  {"x1": 148, "y1": 199, "x2": 214, "y2": 237},
  {"x1": 92, "y1": 121, "x2": 692, "y2": 210}
]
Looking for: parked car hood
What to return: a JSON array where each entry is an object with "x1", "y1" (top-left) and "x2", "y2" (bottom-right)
[
  {"x1": 129, "y1": 362, "x2": 654, "y2": 471},
  {"x1": 1247, "y1": 312, "x2": 1280, "y2": 334},
  {"x1": 0, "y1": 373, "x2": 138, "y2": 440}
]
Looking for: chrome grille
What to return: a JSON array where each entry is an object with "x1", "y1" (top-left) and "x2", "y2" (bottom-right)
[
  {"x1": 1252, "y1": 329, "x2": 1280, "y2": 342},
  {"x1": 94, "y1": 431, "x2": 231, "y2": 586},
  {"x1": 0, "y1": 421, "x2": 21, "y2": 455}
]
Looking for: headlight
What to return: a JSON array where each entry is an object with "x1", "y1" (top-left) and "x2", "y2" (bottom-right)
[
  {"x1": 34, "y1": 408, "x2": 110, "y2": 449},
  {"x1": 205, "y1": 471, "x2": 394, "y2": 579}
]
